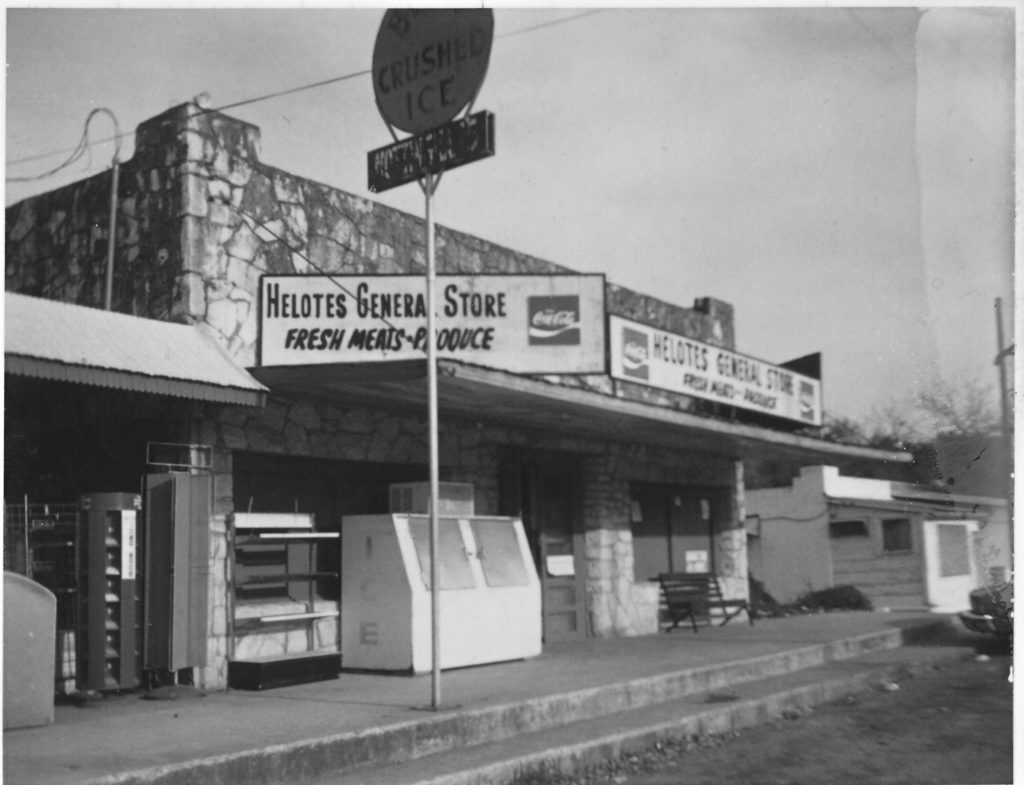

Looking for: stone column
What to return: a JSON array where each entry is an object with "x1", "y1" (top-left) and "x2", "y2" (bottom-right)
[
  {"x1": 197, "y1": 513, "x2": 230, "y2": 690},
  {"x1": 714, "y1": 460, "x2": 749, "y2": 601},
  {"x1": 583, "y1": 453, "x2": 659, "y2": 637},
  {"x1": 195, "y1": 436, "x2": 234, "y2": 690}
]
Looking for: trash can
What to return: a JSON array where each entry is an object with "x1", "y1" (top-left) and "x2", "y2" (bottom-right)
[{"x1": 4, "y1": 572, "x2": 57, "y2": 729}]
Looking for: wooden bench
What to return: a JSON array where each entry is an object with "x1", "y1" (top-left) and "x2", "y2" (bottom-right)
[{"x1": 656, "y1": 572, "x2": 754, "y2": 632}]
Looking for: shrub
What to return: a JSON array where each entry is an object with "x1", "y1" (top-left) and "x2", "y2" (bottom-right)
[{"x1": 797, "y1": 584, "x2": 873, "y2": 611}]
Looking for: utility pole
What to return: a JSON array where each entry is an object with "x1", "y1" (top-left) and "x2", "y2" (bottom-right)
[
  {"x1": 994, "y1": 298, "x2": 1013, "y2": 447},
  {"x1": 993, "y1": 297, "x2": 1014, "y2": 559}
]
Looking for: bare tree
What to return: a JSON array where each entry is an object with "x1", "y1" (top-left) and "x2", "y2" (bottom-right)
[
  {"x1": 864, "y1": 400, "x2": 927, "y2": 450},
  {"x1": 914, "y1": 377, "x2": 1000, "y2": 437},
  {"x1": 817, "y1": 414, "x2": 870, "y2": 446},
  {"x1": 814, "y1": 378, "x2": 1007, "y2": 495}
]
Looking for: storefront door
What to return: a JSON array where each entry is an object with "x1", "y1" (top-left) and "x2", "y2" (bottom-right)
[
  {"x1": 500, "y1": 451, "x2": 587, "y2": 642},
  {"x1": 922, "y1": 520, "x2": 979, "y2": 613}
]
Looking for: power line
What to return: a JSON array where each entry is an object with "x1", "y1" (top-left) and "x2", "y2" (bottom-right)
[
  {"x1": 201, "y1": 68, "x2": 370, "y2": 116},
  {"x1": 496, "y1": 9, "x2": 605, "y2": 40},
  {"x1": 6, "y1": 10, "x2": 604, "y2": 174},
  {"x1": 7, "y1": 108, "x2": 122, "y2": 180}
]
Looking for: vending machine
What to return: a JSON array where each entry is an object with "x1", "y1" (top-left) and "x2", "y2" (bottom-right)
[{"x1": 79, "y1": 493, "x2": 142, "y2": 691}]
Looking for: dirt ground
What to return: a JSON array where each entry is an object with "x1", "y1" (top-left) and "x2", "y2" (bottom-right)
[{"x1": 522, "y1": 636, "x2": 1013, "y2": 785}]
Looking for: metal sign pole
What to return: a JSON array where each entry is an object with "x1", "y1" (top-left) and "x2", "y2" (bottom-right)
[
  {"x1": 425, "y1": 172, "x2": 442, "y2": 711},
  {"x1": 370, "y1": 9, "x2": 495, "y2": 712}
]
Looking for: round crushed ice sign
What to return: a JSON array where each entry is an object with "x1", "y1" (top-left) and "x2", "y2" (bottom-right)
[{"x1": 372, "y1": 9, "x2": 494, "y2": 135}]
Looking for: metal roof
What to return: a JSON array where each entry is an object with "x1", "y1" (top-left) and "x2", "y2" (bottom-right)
[{"x1": 5, "y1": 292, "x2": 266, "y2": 406}]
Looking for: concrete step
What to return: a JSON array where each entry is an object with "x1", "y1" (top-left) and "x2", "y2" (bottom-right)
[
  {"x1": 75, "y1": 620, "x2": 951, "y2": 785},
  {"x1": 310, "y1": 642, "x2": 973, "y2": 785}
]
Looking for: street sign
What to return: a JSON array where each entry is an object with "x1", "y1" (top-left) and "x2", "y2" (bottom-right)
[
  {"x1": 368, "y1": 111, "x2": 495, "y2": 193},
  {"x1": 372, "y1": 9, "x2": 494, "y2": 135}
]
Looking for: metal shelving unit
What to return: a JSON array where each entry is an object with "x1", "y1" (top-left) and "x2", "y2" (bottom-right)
[{"x1": 227, "y1": 512, "x2": 341, "y2": 690}]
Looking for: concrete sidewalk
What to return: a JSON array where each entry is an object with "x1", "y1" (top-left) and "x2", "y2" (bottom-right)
[{"x1": 2, "y1": 612, "x2": 967, "y2": 785}]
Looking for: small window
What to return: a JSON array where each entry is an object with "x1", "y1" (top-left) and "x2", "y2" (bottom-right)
[
  {"x1": 938, "y1": 523, "x2": 970, "y2": 577},
  {"x1": 409, "y1": 517, "x2": 476, "y2": 590},
  {"x1": 830, "y1": 520, "x2": 869, "y2": 538},
  {"x1": 882, "y1": 518, "x2": 913, "y2": 553},
  {"x1": 470, "y1": 518, "x2": 529, "y2": 587}
]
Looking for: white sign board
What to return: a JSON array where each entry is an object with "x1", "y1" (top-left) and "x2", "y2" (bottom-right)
[
  {"x1": 609, "y1": 315, "x2": 823, "y2": 426},
  {"x1": 259, "y1": 274, "x2": 606, "y2": 375},
  {"x1": 545, "y1": 555, "x2": 575, "y2": 577},
  {"x1": 121, "y1": 510, "x2": 137, "y2": 581},
  {"x1": 685, "y1": 550, "x2": 709, "y2": 573}
]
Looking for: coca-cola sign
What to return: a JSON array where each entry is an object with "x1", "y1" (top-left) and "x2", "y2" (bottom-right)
[
  {"x1": 620, "y1": 327, "x2": 650, "y2": 380},
  {"x1": 527, "y1": 296, "x2": 581, "y2": 346}
]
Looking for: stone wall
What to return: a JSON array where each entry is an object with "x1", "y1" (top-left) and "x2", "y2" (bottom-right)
[
  {"x1": 196, "y1": 395, "x2": 515, "y2": 519},
  {"x1": 5, "y1": 110, "x2": 197, "y2": 319}
]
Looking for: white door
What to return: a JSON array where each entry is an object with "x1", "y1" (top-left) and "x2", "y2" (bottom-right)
[{"x1": 922, "y1": 520, "x2": 979, "y2": 613}]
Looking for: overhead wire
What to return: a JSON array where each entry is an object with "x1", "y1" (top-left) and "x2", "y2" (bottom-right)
[
  {"x1": 5, "y1": 10, "x2": 605, "y2": 174},
  {"x1": 494, "y1": 8, "x2": 605, "y2": 40},
  {"x1": 7, "y1": 107, "x2": 122, "y2": 181}
]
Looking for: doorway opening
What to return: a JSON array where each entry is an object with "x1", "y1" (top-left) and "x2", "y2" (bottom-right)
[{"x1": 499, "y1": 449, "x2": 587, "y2": 642}]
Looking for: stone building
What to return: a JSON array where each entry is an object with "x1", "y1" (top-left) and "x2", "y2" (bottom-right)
[{"x1": 4, "y1": 104, "x2": 907, "y2": 691}]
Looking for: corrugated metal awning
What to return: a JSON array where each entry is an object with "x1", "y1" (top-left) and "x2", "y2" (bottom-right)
[{"x1": 5, "y1": 293, "x2": 267, "y2": 406}]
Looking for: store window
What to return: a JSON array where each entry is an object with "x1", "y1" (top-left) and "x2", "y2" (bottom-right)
[
  {"x1": 882, "y1": 518, "x2": 913, "y2": 553},
  {"x1": 630, "y1": 482, "x2": 726, "y2": 581},
  {"x1": 409, "y1": 518, "x2": 476, "y2": 590},
  {"x1": 470, "y1": 518, "x2": 530, "y2": 587},
  {"x1": 829, "y1": 520, "x2": 869, "y2": 538},
  {"x1": 937, "y1": 523, "x2": 970, "y2": 577}
]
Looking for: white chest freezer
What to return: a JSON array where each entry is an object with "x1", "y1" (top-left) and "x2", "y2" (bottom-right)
[{"x1": 341, "y1": 514, "x2": 542, "y2": 673}]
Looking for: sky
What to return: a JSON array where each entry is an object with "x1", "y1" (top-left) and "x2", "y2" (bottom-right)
[{"x1": 4, "y1": 5, "x2": 1016, "y2": 425}]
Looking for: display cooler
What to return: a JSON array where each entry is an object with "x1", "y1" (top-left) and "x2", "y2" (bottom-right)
[{"x1": 341, "y1": 513, "x2": 541, "y2": 673}]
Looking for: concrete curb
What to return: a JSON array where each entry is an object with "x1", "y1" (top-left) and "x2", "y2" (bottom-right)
[
  {"x1": 73, "y1": 623, "x2": 947, "y2": 785},
  {"x1": 408, "y1": 647, "x2": 971, "y2": 785}
]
